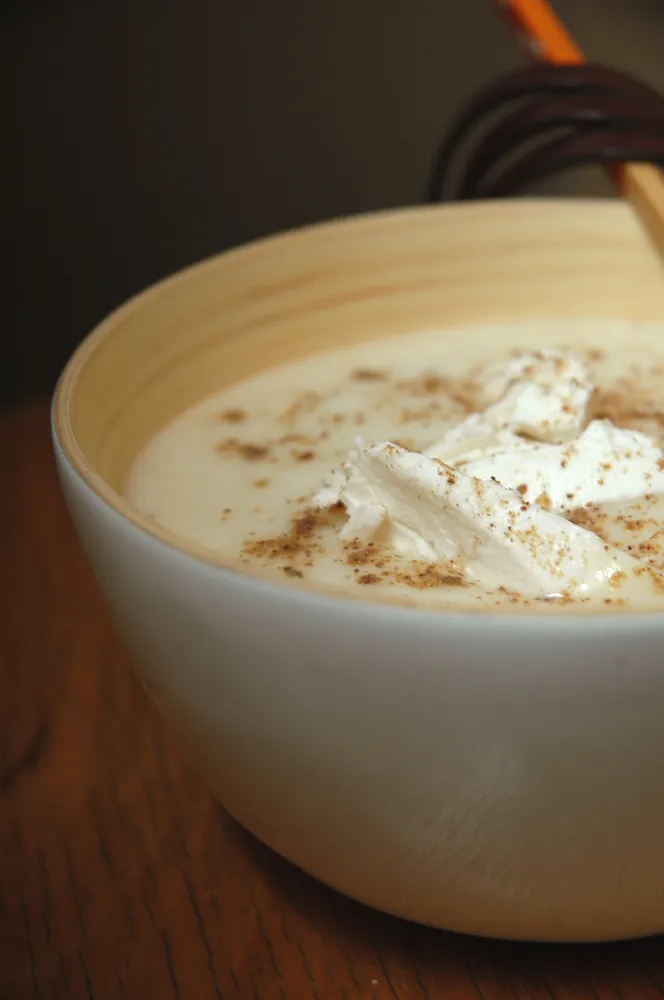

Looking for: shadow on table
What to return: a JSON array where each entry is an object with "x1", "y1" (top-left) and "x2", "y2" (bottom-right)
[{"x1": 220, "y1": 806, "x2": 664, "y2": 991}]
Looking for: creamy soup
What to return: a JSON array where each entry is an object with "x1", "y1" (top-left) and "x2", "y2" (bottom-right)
[{"x1": 126, "y1": 320, "x2": 664, "y2": 612}]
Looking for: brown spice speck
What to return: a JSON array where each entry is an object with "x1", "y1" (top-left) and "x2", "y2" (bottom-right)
[
  {"x1": 291, "y1": 449, "x2": 316, "y2": 463},
  {"x1": 217, "y1": 408, "x2": 246, "y2": 424},
  {"x1": 294, "y1": 514, "x2": 318, "y2": 536},
  {"x1": 282, "y1": 566, "x2": 304, "y2": 578},
  {"x1": 593, "y1": 388, "x2": 664, "y2": 432},
  {"x1": 398, "y1": 404, "x2": 441, "y2": 424},
  {"x1": 393, "y1": 563, "x2": 466, "y2": 589},
  {"x1": 352, "y1": 369, "x2": 388, "y2": 381},
  {"x1": 280, "y1": 392, "x2": 322, "y2": 424},
  {"x1": 397, "y1": 374, "x2": 480, "y2": 411},
  {"x1": 421, "y1": 376, "x2": 447, "y2": 394},
  {"x1": 215, "y1": 438, "x2": 270, "y2": 461},
  {"x1": 280, "y1": 433, "x2": 318, "y2": 445},
  {"x1": 253, "y1": 478, "x2": 270, "y2": 488},
  {"x1": 243, "y1": 444, "x2": 269, "y2": 460}
]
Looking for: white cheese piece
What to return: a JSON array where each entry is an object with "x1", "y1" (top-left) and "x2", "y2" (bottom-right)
[
  {"x1": 478, "y1": 349, "x2": 593, "y2": 444},
  {"x1": 430, "y1": 419, "x2": 664, "y2": 511},
  {"x1": 337, "y1": 443, "x2": 652, "y2": 599}
]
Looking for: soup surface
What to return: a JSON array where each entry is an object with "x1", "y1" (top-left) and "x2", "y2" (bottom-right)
[{"x1": 126, "y1": 320, "x2": 664, "y2": 611}]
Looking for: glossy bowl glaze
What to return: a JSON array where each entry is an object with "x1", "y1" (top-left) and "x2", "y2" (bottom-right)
[{"x1": 53, "y1": 200, "x2": 664, "y2": 941}]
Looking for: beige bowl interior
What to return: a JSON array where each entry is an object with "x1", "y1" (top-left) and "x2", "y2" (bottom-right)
[{"x1": 54, "y1": 199, "x2": 664, "y2": 567}]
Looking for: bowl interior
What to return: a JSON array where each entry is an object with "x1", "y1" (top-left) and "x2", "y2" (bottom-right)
[{"x1": 54, "y1": 199, "x2": 664, "y2": 573}]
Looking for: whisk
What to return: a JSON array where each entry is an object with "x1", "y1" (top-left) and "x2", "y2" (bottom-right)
[{"x1": 428, "y1": 0, "x2": 664, "y2": 262}]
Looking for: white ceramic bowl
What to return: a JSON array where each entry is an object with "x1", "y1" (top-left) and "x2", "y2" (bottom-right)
[{"x1": 53, "y1": 200, "x2": 664, "y2": 942}]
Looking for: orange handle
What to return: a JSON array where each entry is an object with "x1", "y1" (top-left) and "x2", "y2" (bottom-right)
[{"x1": 490, "y1": 0, "x2": 584, "y2": 63}]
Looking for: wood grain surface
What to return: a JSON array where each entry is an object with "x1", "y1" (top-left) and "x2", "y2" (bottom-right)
[{"x1": 3, "y1": 395, "x2": 664, "y2": 1000}]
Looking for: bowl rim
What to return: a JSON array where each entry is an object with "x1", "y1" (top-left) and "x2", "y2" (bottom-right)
[{"x1": 52, "y1": 197, "x2": 664, "y2": 621}]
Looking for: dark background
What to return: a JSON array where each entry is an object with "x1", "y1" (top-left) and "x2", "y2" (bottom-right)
[{"x1": 7, "y1": 0, "x2": 664, "y2": 408}]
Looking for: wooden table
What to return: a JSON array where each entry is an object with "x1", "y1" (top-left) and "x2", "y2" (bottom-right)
[{"x1": 3, "y1": 395, "x2": 664, "y2": 1000}]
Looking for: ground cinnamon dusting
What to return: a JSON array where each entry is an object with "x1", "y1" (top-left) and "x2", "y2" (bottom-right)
[
  {"x1": 215, "y1": 438, "x2": 271, "y2": 461},
  {"x1": 569, "y1": 506, "x2": 600, "y2": 531},
  {"x1": 352, "y1": 369, "x2": 388, "y2": 381},
  {"x1": 497, "y1": 586, "x2": 525, "y2": 603},
  {"x1": 396, "y1": 374, "x2": 480, "y2": 411},
  {"x1": 280, "y1": 433, "x2": 319, "y2": 445},
  {"x1": 592, "y1": 386, "x2": 664, "y2": 436},
  {"x1": 343, "y1": 540, "x2": 388, "y2": 567},
  {"x1": 398, "y1": 404, "x2": 443, "y2": 425},
  {"x1": 280, "y1": 392, "x2": 322, "y2": 424},
  {"x1": 282, "y1": 566, "x2": 304, "y2": 578},
  {"x1": 535, "y1": 492, "x2": 552, "y2": 511},
  {"x1": 393, "y1": 563, "x2": 465, "y2": 589},
  {"x1": 242, "y1": 509, "x2": 330, "y2": 564},
  {"x1": 217, "y1": 408, "x2": 246, "y2": 424}
]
